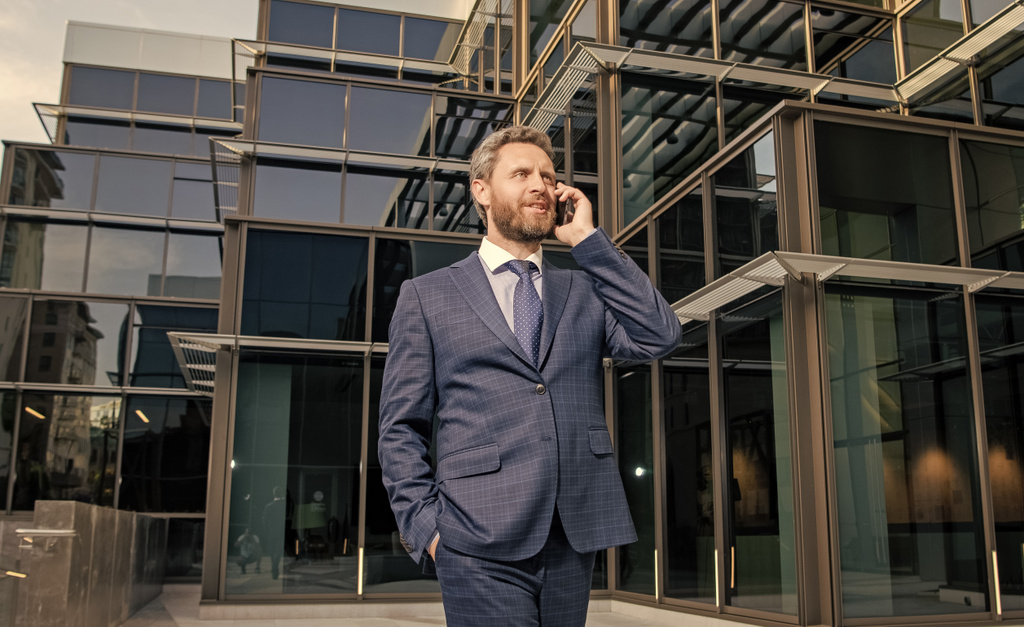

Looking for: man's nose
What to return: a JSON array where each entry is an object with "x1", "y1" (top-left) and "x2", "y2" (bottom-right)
[{"x1": 526, "y1": 170, "x2": 546, "y2": 192}]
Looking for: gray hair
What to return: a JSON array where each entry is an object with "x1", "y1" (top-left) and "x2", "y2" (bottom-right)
[{"x1": 469, "y1": 125, "x2": 555, "y2": 226}]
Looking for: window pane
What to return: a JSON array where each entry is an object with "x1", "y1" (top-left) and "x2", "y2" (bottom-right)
[
  {"x1": 0, "y1": 297, "x2": 27, "y2": 381},
  {"x1": 197, "y1": 79, "x2": 232, "y2": 119},
  {"x1": 26, "y1": 300, "x2": 129, "y2": 387},
  {"x1": 171, "y1": 162, "x2": 216, "y2": 220},
  {"x1": 194, "y1": 127, "x2": 240, "y2": 158},
  {"x1": 657, "y1": 187, "x2": 705, "y2": 302},
  {"x1": 620, "y1": 0, "x2": 714, "y2": 58},
  {"x1": 720, "y1": 0, "x2": 807, "y2": 70},
  {"x1": 137, "y1": 73, "x2": 196, "y2": 116},
  {"x1": 433, "y1": 169, "x2": 481, "y2": 234},
  {"x1": 346, "y1": 87, "x2": 432, "y2": 155},
  {"x1": 258, "y1": 77, "x2": 345, "y2": 148},
  {"x1": 0, "y1": 219, "x2": 87, "y2": 292},
  {"x1": 979, "y1": 47, "x2": 1024, "y2": 132},
  {"x1": 962, "y1": 139, "x2": 1024, "y2": 270},
  {"x1": 86, "y1": 225, "x2": 166, "y2": 296},
  {"x1": 15, "y1": 394, "x2": 120, "y2": 510},
  {"x1": 721, "y1": 84, "x2": 792, "y2": 146},
  {"x1": 528, "y1": 0, "x2": 573, "y2": 68},
  {"x1": 120, "y1": 396, "x2": 211, "y2": 512},
  {"x1": 68, "y1": 66, "x2": 135, "y2": 110},
  {"x1": 621, "y1": 73, "x2": 718, "y2": 227},
  {"x1": 8, "y1": 149, "x2": 96, "y2": 209},
  {"x1": 0, "y1": 393, "x2": 14, "y2": 506},
  {"x1": 133, "y1": 123, "x2": 193, "y2": 156},
  {"x1": 268, "y1": 0, "x2": 334, "y2": 47},
  {"x1": 336, "y1": 8, "x2": 400, "y2": 55},
  {"x1": 616, "y1": 363, "x2": 654, "y2": 594},
  {"x1": 130, "y1": 305, "x2": 218, "y2": 388},
  {"x1": 165, "y1": 231, "x2": 222, "y2": 299},
  {"x1": 816, "y1": 121, "x2": 958, "y2": 265},
  {"x1": 715, "y1": 133, "x2": 778, "y2": 276},
  {"x1": 902, "y1": 0, "x2": 964, "y2": 74},
  {"x1": 371, "y1": 238, "x2": 478, "y2": 341},
  {"x1": 95, "y1": 156, "x2": 172, "y2": 216},
  {"x1": 826, "y1": 284, "x2": 988, "y2": 618},
  {"x1": 722, "y1": 290, "x2": 797, "y2": 615},
  {"x1": 663, "y1": 327, "x2": 715, "y2": 604},
  {"x1": 813, "y1": 11, "x2": 896, "y2": 84},
  {"x1": 404, "y1": 17, "x2": 460, "y2": 61},
  {"x1": 241, "y1": 230, "x2": 368, "y2": 341},
  {"x1": 63, "y1": 117, "x2": 131, "y2": 151},
  {"x1": 252, "y1": 158, "x2": 342, "y2": 223},
  {"x1": 344, "y1": 164, "x2": 428, "y2": 227},
  {"x1": 434, "y1": 96, "x2": 512, "y2": 159},
  {"x1": 226, "y1": 352, "x2": 364, "y2": 593}
]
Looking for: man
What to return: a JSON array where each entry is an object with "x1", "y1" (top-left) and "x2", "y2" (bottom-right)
[
  {"x1": 262, "y1": 486, "x2": 288, "y2": 580},
  {"x1": 378, "y1": 125, "x2": 681, "y2": 626}
]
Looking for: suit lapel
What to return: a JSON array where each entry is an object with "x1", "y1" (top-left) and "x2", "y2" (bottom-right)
[
  {"x1": 538, "y1": 260, "x2": 571, "y2": 369},
  {"x1": 449, "y1": 253, "x2": 532, "y2": 365}
]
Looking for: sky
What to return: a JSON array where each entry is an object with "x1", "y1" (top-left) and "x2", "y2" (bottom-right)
[{"x1": 0, "y1": 0, "x2": 259, "y2": 145}]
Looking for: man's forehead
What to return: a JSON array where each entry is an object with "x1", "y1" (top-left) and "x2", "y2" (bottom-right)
[{"x1": 495, "y1": 142, "x2": 554, "y2": 169}]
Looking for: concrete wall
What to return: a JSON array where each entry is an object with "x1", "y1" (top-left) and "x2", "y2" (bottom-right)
[{"x1": 6, "y1": 501, "x2": 166, "y2": 627}]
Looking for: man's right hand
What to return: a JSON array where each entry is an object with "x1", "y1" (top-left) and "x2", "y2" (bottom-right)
[{"x1": 428, "y1": 535, "x2": 439, "y2": 561}]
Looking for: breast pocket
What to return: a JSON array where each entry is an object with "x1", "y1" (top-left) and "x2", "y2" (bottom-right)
[
  {"x1": 437, "y1": 443, "x2": 501, "y2": 481},
  {"x1": 588, "y1": 428, "x2": 614, "y2": 456}
]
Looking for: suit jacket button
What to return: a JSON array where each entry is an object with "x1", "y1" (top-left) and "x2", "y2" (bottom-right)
[{"x1": 536, "y1": 384, "x2": 546, "y2": 395}]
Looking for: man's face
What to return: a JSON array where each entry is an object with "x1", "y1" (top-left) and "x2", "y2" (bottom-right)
[{"x1": 477, "y1": 142, "x2": 557, "y2": 244}]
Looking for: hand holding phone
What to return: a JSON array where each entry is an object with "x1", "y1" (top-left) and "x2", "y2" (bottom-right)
[{"x1": 556, "y1": 198, "x2": 575, "y2": 226}]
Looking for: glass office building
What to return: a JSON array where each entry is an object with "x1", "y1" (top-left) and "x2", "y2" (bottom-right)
[{"x1": 2, "y1": 0, "x2": 1024, "y2": 625}]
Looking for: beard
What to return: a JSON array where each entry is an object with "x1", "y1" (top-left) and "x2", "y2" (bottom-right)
[{"x1": 489, "y1": 195, "x2": 556, "y2": 244}]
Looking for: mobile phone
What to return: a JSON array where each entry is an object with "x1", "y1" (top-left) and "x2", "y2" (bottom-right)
[{"x1": 556, "y1": 198, "x2": 574, "y2": 226}]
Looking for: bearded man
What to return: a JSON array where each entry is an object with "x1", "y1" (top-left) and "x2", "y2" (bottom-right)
[{"x1": 378, "y1": 125, "x2": 681, "y2": 626}]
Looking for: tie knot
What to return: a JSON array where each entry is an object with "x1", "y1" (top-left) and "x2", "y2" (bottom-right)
[{"x1": 505, "y1": 260, "x2": 538, "y2": 279}]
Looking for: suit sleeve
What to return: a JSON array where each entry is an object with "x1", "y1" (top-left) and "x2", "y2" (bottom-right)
[
  {"x1": 571, "y1": 227, "x2": 682, "y2": 361},
  {"x1": 378, "y1": 279, "x2": 439, "y2": 564}
]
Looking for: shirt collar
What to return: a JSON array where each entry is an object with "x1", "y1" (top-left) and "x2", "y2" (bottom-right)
[{"x1": 478, "y1": 236, "x2": 543, "y2": 275}]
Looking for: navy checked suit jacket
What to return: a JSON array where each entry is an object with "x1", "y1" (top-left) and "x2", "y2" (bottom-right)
[{"x1": 378, "y1": 228, "x2": 682, "y2": 564}]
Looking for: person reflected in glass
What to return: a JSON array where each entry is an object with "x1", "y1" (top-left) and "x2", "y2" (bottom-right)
[
  {"x1": 234, "y1": 527, "x2": 262, "y2": 574},
  {"x1": 262, "y1": 486, "x2": 289, "y2": 580},
  {"x1": 378, "y1": 125, "x2": 681, "y2": 626}
]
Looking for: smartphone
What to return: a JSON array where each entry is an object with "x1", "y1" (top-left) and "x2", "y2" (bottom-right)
[{"x1": 556, "y1": 198, "x2": 574, "y2": 226}]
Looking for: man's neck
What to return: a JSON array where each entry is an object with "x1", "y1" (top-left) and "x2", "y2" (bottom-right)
[{"x1": 485, "y1": 230, "x2": 541, "y2": 260}]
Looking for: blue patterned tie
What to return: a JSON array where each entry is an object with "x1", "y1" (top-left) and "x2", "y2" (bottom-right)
[{"x1": 505, "y1": 260, "x2": 543, "y2": 366}]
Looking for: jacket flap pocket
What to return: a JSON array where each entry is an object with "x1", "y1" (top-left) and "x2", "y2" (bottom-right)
[
  {"x1": 589, "y1": 428, "x2": 614, "y2": 455},
  {"x1": 438, "y1": 443, "x2": 500, "y2": 480}
]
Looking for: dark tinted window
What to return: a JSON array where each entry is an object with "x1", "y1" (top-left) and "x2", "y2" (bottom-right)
[
  {"x1": 25, "y1": 301, "x2": 129, "y2": 386},
  {"x1": 165, "y1": 231, "x2": 222, "y2": 299},
  {"x1": 0, "y1": 219, "x2": 88, "y2": 292},
  {"x1": 336, "y1": 8, "x2": 400, "y2": 55},
  {"x1": 258, "y1": 77, "x2": 345, "y2": 148},
  {"x1": 657, "y1": 187, "x2": 705, "y2": 302},
  {"x1": 95, "y1": 156, "x2": 173, "y2": 216},
  {"x1": 252, "y1": 158, "x2": 342, "y2": 223},
  {"x1": 8, "y1": 149, "x2": 96, "y2": 209},
  {"x1": 902, "y1": 0, "x2": 964, "y2": 73},
  {"x1": 63, "y1": 118, "x2": 131, "y2": 150},
  {"x1": 68, "y1": 66, "x2": 135, "y2": 109},
  {"x1": 137, "y1": 73, "x2": 195, "y2": 116},
  {"x1": 241, "y1": 230, "x2": 368, "y2": 341},
  {"x1": 133, "y1": 123, "x2": 193, "y2": 155},
  {"x1": 0, "y1": 297, "x2": 28, "y2": 381},
  {"x1": 87, "y1": 225, "x2": 166, "y2": 296},
  {"x1": 404, "y1": 17, "x2": 459, "y2": 60},
  {"x1": 720, "y1": 0, "x2": 807, "y2": 70},
  {"x1": 130, "y1": 305, "x2": 218, "y2": 388},
  {"x1": 197, "y1": 79, "x2": 232, "y2": 119},
  {"x1": 714, "y1": 133, "x2": 778, "y2": 276},
  {"x1": 963, "y1": 139, "x2": 1024, "y2": 269},
  {"x1": 813, "y1": 10, "x2": 896, "y2": 83},
  {"x1": 620, "y1": 0, "x2": 713, "y2": 58},
  {"x1": 268, "y1": 0, "x2": 334, "y2": 47},
  {"x1": 433, "y1": 169, "x2": 480, "y2": 233},
  {"x1": 434, "y1": 96, "x2": 512, "y2": 159},
  {"x1": 346, "y1": 87, "x2": 432, "y2": 155},
  {"x1": 171, "y1": 162, "x2": 216, "y2": 220},
  {"x1": 344, "y1": 164, "x2": 428, "y2": 227}
]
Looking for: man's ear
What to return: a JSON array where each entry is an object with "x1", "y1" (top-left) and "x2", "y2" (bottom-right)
[{"x1": 471, "y1": 178, "x2": 490, "y2": 210}]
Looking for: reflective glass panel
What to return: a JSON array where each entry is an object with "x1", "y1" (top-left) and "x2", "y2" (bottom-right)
[
  {"x1": 720, "y1": 0, "x2": 807, "y2": 70},
  {"x1": 63, "y1": 117, "x2": 131, "y2": 151},
  {"x1": 171, "y1": 162, "x2": 216, "y2": 220},
  {"x1": 25, "y1": 300, "x2": 128, "y2": 386},
  {"x1": 0, "y1": 296, "x2": 27, "y2": 381},
  {"x1": 165, "y1": 231, "x2": 222, "y2": 299},
  {"x1": 404, "y1": 17, "x2": 460, "y2": 61},
  {"x1": 371, "y1": 238, "x2": 478, "y2": 341},
  {"x1": 363, "y1": 356, "x2": 442, "y2": 592},
  {"x1": 616, "y1": 363, "x2": 654, "y2": 595},
  {"x1": 0, "y1": 219, "x2": 87, "y2": 292},
  {"x1": 970, "y1": 0, "x2": 1011, "y2": 26},
  {"x1": 130, "y1": 305, "x2": 218, "y2": 388},
  {"x1": 620, "y1": 0, "x2": 714, "y2": 58},
  {"x1": 8, "y1": 149, "x2": 96, "y2": 209},
  {"x1": 346, "y1": 87, "x2": 432, "y2": 156},
  {"x1": 714, "y1": 133, "x2": 777, "y2": 276},
  {"x1": 137, "y1": 73, "x2": 195, "y2": 116},
  {"x1": 434, "y1": 96, "x2": 513, "y2": 159},
  {"x1": 528, "y1": 0, "x2": 574, "y2": 68},
  {"x1": 816, "y1": 121, "x2": 958, "y2": 265},
  {"x1": 67, "y1": 66, "x2": 135, "y2": 110},
  {"x1": 15, "y1": 393, "x2": 120, "y2": 510},
  {"x1": 657, "y1": 187, "x2": 705, "y2": 302},
  {"x1": 663, "y1": 325, "x2": 715, "y2": 603},
  {"x1": 570, "y1": 89, "x2": 598, "y2": 175},
  {"x1": 721, "y1": 289, "x2": 797, "y2": 615},
  {"x1": 119, "y1": 396, "x2": 211, "y2": 512},
  {"x1": 902, "y1": 0, "x2": 965, "y2": 74},
  {"x1": 975, "y1": 293, "x2": 1024, "y2": 611},
  {"x1": 622, "y1": 228, "x2": 649, "y2": 274},
  {"x1": 241, "y1": 230, "x2": 368, "y2": 341},
  {"x1": 722, "y1": 84, "x2": 792, "y2": 146},
  {"x1": 344, "y1": 165, "x2": 428, "y2": 227},
  {"x1": 433, "y1": 169, "x2": 481, "y2": 234},
  {"x1": 194, "y1": 128, "x2": 240, "y2": 158},
  {"x1": 197, "y1": 79, "x2": 232, "y2": 119},
  {"x1": 258, "y1": 77, "x2": 345, "y2": 148},
  {"x1": 95, "y1": 156, "x2": 172, "y2": 216},
  {"x1": 909, "y1": 79, "x2": 976, "y2": 125},
  {"x1": 252, "y1": 158, "x2": 342, "y2": 223},
  {"x1": 0, "y1": 393, "x2": 13, "y2": 507},
  {"x1": 227, "y1": 352, "x2": 364, "y2": 594},
  {"x1": 962, "y1": 139, "x2": 1024, "y2": 270},
  {"x1": 166, "y1": 519, "x2": 205, "y2": 579},
  {"x1": 826, "y1": 283, "x2": 988, "y2": 618},
  {"x1": 336, "y1": 8, "x2": 400, "y2": 55},
  {"x1": 979, "y1": 47, "x2": 1024, "y2": 132},
  {"x1": 268, "y1": 0, "x2": 334, "y2": 47},
  {"x1": 813, "y1": 11, "x2": 896, "y2": 84},
  {"x1": 621, "y1": 73, "x2": 718, "y2": 227},
  {"x1": 133, "y1": 123, "x2": 193, "y2": 156},
  {"x1": 87, "y1": 225, "x2": 166, "y2": 297}
]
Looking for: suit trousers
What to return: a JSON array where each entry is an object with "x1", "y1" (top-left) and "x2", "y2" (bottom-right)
[{"x1": 434, "y1": 509, "x2": 597, "y2": 627}]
